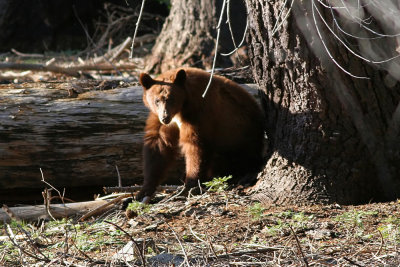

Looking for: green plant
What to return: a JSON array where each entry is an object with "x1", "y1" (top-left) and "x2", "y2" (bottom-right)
[
  {"x1": 334, "y1": 210, "x2": 378, "y2": 228},
  {"x1": 248, "y1": 202, "x2": 266, "y2": 221},
  {"x1": 278, "y1": 211, "x2": 314, "y2": 226},
  {"x1": 262, "y1": 220, "x2": 288, "y2": 236},
  {"x1": 126, "y1": 201, "x2": 152, "y2": 215},
  {"x1": 258, "y1": 210, "x2": 315, "y2": 237},
  {"x1": 378, "y1": 216, "x2": 400, "y2": 241},
  {"x1": 203, "y1": 175, "x2": 232, "y2": 192}
]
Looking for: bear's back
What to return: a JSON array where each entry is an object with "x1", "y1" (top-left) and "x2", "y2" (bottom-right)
[
  {"x1": 154, "y1": 67, "x2": 263, "y2": 130},
  {"x1": 173, "y1": 68, "x2": 264, "y2": 149}
]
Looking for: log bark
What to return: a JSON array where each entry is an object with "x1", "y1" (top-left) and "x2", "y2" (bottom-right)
[
  {"x1": 0, "y1": 86, "x2": 148, "y2": 196},
  {"x1": 247, "y1": 1, "x2": 400, "y2": 204}
]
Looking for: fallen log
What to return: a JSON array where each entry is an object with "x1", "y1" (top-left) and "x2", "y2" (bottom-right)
[
  {"x1": 0, "y1": 85, "x2": 150, "y2": 198},
  {"x1": 0, "y1": 199, "x2": 113, "y2": 223},
  {"x1": 0, "y1": 62, "x2": 136, "y2": 77}
]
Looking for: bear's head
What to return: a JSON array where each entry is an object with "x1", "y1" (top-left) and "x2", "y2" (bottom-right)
[{"x1": 139, "y1": 69, "x2": 186, "y2": 125}]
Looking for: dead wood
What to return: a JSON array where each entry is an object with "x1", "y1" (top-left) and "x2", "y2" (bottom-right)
[
  {"x1": 0, "y1": 62, "x2": 136, "y2": 77},
  {"x1": 92, "y1": 37, "x2": 132, "y2": 64},
  {"x1": 0, "y1": 86, "x2": 148, "y2": 192},
  {"x1": 103, "y1": 185, "x2": 179, "y2": 194},
  {"x1": 78, "y1": 194, "x2": 131, "y2": 222},
  {"x1": 0, "y1": 70, "x2": 32, "y2": 81},
  {"x1": 11, "y1": 49, "x2": 44, "y2": 58},
  {"x1": 91, "y1": 34, "x2": 156, "y2": 64},
  {"x1": 0, "y1": 199, "x2": 112, "y2": 223}
]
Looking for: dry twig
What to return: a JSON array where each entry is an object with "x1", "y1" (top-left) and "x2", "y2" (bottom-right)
[
  {"x1": 78, "y1": 193, "x2": 131, "y2": 222},
  {"x1": 11, "y1": 48, "x2": 44, "y2": 58},
  {"x1": 166, "y1": 222, "x2": 191, "y2": 267},
  {"x1": 104, "y1": 220, "x2": 146, "y2": 266},
  {"x1": 103, "y1": 185, "x2": 179, "y2": 194},
  {"x1": 3, "y1": 222, "x2": 50, "y2": 263},
  {"x1": 289, "y1": 225, "x2": 309, "y2": 267}
]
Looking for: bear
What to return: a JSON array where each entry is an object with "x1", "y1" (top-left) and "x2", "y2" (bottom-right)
[{"x1": 136, "y1": 67, "x2": 265, "y2": 202}]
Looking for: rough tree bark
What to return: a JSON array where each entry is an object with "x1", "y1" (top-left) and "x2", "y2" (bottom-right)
[
  {"x1": 247, "y1": 1, "x2": 400, "y2": 204},
  {"x1": 0, "y1": 86, "x2": 148, "y2": 202},
  {"x1": 144, "y1": 0, "x2": 247, "y2": 73}
]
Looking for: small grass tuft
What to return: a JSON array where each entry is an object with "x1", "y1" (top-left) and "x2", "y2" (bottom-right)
[
  {"x1": 126, "y1": 201, "x2": 152, "y2": 215},
  {"x1": 248, "y1": 202, "x2": 266, "y2": 221}
]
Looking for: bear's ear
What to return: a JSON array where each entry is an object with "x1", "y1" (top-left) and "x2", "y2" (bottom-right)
[
  {"x1": 174, "y1": 69, "x2": 186, "y2": 86},
  {"x1": 139, "y1": 73, "x2": 155, "y2": 90}
]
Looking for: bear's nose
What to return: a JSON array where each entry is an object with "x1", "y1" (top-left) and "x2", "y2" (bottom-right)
[{"x1": 161, "y1": 116, "x2": 170, "y2": 124}]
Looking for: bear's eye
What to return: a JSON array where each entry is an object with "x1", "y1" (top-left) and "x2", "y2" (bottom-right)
[
  {"x1": 155, "y1": 99, "x2": 160, "y2": 106},
  {"x1": 167, "y1": 97, "x2": 174, "y2": 105}
]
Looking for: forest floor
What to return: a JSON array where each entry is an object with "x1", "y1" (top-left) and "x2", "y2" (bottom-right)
[
  {"x1": 1, "y1": 56, "x2": 399, "y2": 266},
  {"x1": 1, "y1": 184, "x2": 400, "y2": 266}
]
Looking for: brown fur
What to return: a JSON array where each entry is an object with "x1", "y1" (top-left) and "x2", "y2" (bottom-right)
[{"x1": 136, "y1": 67, "x2": 264, "y2": 200}]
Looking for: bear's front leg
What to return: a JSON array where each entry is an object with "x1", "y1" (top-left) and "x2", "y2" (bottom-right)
[
  {"x1": 136, "y1": 113, "x2": 179, "y2": 202},
  {"x1": 182, "y1": 142, "x2": 210, "y2": 190}
]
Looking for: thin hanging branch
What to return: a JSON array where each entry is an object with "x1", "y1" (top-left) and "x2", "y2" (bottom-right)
[
  {"x1": 271, "y1": 0, "x2": 294, "y2": 36},
  {"x1": 220, "y1": 0, "x2": 249, "y2": 57},
  {"x1": 325, "y1": 0, "x2": 400, "y2": 39},
  {"x1": 129, "y1": 0, "x2": 146, "y2": 59},
  {"x1": 202, "y1": 0, "x2": 227, "y2": 98},
  {"x1": 314, "y1": 1, "x2": 400, "y2": 64},
  {"x1": 311, "y1": 0, "x2": 369, "y2": 79}
]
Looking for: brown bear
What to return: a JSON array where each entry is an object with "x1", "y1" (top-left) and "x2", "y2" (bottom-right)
[{"x1": 136, "y1": 67, "x2": 264, "y2": 201}]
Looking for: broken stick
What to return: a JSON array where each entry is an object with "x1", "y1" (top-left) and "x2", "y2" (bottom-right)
[
  {"x1": 103, "y1": 185, "x2": 180, "y2": 194},
  {"x1": 0, "y1": 62, "x2": 136, "y2": 77}
]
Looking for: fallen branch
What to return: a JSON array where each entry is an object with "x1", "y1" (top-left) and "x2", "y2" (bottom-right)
[
  {"x1": 0, "y1": 62, "x2": 80, "y2": 77},
  {"x1": 2, "y1": 205, "x2": 20, "y2": 222},
  {"x1": 0, "y1": 70, "x2": 32, "y2": 80},
  {"x1": 0, "y1": 199, "x2": 113, "y2": 223},
  {"x1": 92, "y1": 34, "x2": 156, "y2": 64},
  {"x1": 218, "y1": 247, "x2": 282, "y2": 258},
  {"x1": 105, "y1": 220, "x2": 147, "y2": 266},
  {"x1": 91, "y1": 37, "x2": 132, "y2": 64},
  {"x1": 289, "y1": 225, "x2": 309, "y2": 267},
  {"x1": 78, "y1": 193, "x2": 131, "y2": 222},
  {"x1": 166, "y1": 222, "x2": 190, "y2": 267},
  {"x1": 0, "y1": 62, "x2": 136, "y2": 77},
  {"x1": 103, "y1": 185, "x2": 179, "y2": 194},
  {"x1": 11, "y1": 48, "x2": 44, "y2": 58},
  {"x1": 4, "y1": 223, "x2": 50, "y2": 263}
]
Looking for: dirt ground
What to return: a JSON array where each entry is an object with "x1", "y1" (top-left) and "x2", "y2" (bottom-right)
[
  {"x1": 1, "y1": 186, "x2": 400, "y2": 266},
  {"x1": 0, "y1": 60, "x2": 399, "y2": 266}
]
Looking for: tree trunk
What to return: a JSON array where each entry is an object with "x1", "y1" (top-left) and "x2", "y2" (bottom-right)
[
  {"x1": 247, "y1": 1, "x2": 400, "y2": 204},
  {"x1": 144, "y1": 0, "x2": 247, "y2": 73}
]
